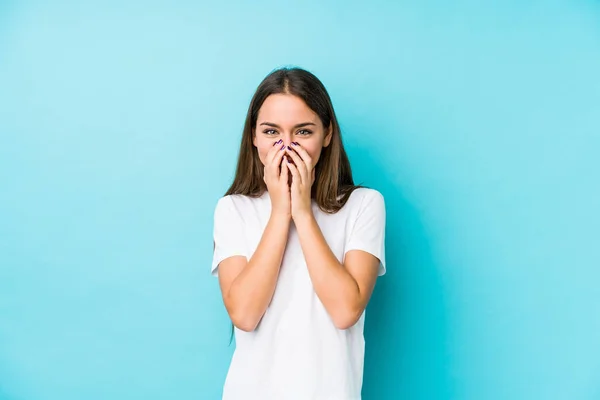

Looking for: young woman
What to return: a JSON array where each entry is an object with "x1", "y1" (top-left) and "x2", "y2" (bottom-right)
[{"x1": 211, "y1": 67, "x2": 386, "y2": 400}]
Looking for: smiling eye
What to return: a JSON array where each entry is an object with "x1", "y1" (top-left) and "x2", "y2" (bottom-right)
[
  {"x1": 297, "y1": 129, "x2": 312, "y2": 136},
  {"x1": 263, "y1": 129, "x2": 277, "y2": 135}
]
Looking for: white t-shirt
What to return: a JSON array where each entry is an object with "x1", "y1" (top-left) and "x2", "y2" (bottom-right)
[{"x1": 211, "y1": 187, "x2": 386, "y2": 400}]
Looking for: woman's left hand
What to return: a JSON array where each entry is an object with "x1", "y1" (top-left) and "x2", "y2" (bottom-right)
[{"x1": 285, "y1": 142, "x2": 315, "y2": 221}]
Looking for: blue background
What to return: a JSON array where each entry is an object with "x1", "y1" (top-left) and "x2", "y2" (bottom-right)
[{"x1": 1, "y1": 1, "x2": 599, "y2": 399}]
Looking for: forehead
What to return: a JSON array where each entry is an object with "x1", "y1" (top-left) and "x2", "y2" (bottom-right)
[{"x1": 257, "y1": 94, "x2": 319, "y2": 125}]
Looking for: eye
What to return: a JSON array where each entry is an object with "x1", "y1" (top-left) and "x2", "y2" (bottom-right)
[
  {"x1": 263, "y1": 129, "x2": 278, "y2": 135},
  {"x1": 297, "y1": 129, "x2": 312, "y2": 136}
]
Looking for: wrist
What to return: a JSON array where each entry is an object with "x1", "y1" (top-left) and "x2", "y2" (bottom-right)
[
  {"x1": 292, "y1": 209, "x2": 314, "y2": 226},
  {"x1": 270, "y1": 210, "x2": 292, "y2": 223}
]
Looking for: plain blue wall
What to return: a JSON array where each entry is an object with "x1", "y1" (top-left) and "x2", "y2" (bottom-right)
[{"x1": 1, "y1": 1, "x2": 599, "y2": 399}]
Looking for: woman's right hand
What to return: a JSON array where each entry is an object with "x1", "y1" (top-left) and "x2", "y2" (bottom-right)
[{"x1": 263, "y1": 139, "x2": 291, "y2": 218}]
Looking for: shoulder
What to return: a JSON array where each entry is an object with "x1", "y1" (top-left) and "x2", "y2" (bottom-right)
[
  {"x1": 335, "y1": 187, "x2": 385, "y2": 221},
  {"x1": 347, "y1": 187, "x2": 385, "y2": 209},
  {"x1": 215, "y1": 194, "x2": 246, "y2": 210},
  {"x1": 214, "y1": 193, "x2": 266, "y2": 215},
  {"x1": 215, "y1": 194, "x2": 244, "y2": 208}
]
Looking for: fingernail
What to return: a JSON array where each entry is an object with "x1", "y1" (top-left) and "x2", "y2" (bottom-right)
[
  {"x1": 287, "y1": 145, "x2": 292, "y2": 150},
  {"x1": 280, "y1": 144, "x2": 285, "y2": 150},
  {"x1": 292, "y1": 142, "x2": 299, "y2": 146}
]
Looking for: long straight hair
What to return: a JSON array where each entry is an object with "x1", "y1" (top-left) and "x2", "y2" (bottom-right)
[
  {"x1": 225, "y1": 67, "x2": 362, "y2": 343},
  {"x1": 225, "y1": 67, "x2": 361, "y2": 212}
]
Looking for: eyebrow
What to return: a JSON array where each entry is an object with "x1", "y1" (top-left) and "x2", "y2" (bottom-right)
[{"x1": 259, "y1": 121, "x2": 316, "y2": 129}]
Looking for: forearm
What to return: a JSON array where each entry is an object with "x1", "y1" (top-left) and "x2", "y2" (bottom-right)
[
  {"x1": 294, "y1": 214, "x2": 362, "y2": 329},
  {"x1": 227, "y1": 212, "x2": 290, "y2": 330}
]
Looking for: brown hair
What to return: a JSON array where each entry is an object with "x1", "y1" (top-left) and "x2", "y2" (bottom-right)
[{"x1": 225, "y1": 67, "x2": 362, "y2": 213}]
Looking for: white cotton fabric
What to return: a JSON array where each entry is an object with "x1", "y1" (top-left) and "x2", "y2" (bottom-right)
[{"x1": 211, "y1": 188, "x2": 386, "y2": 400}]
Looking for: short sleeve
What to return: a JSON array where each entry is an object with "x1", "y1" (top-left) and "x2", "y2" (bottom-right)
[
  {"x1": 211, "y1": 196, "x2": 248, "y2": 277},
  {"x1": 344, "y1": 190, "x2": 387, "y2": 276}
]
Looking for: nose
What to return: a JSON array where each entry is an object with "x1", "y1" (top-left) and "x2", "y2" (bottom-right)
[{"x1": 282, "y1": 133, "x2": 293, "y2": 147}]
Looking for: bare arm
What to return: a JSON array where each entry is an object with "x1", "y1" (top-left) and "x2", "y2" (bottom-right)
[
  {"x1": 284, "y1": 143, "x2": 384, "y2": 330},
  {"x1": 294, "y1": 214, "x2": 379, "y2": 330},
  {"x1": 215, "y1": 140, "x2": 291, "y2": 332},
  {"x1": 217, "y1": 212, "x2": 290, "y2": 332}
]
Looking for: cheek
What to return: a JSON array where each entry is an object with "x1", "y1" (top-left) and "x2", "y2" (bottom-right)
[
  {"x1": 254, "y1": 137, "x2": 269, "y2": 164},
  {"x1": 258, "y1": 143, "x2": 276, "y2": 165},
  {"x1": 302, "y1": 144, "x2": 323, "y2": 164},
  {"x1": 257, "y1": 146, "x2": 268, "y2": 164}
]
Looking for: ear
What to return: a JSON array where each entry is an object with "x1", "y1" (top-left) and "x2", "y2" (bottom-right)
[
  {"x1": 252, "y1": 129, "x2": 257, "y2": 147},
  {"x1": 323, "y1": 124, "x2": 333, "y2": 147}
]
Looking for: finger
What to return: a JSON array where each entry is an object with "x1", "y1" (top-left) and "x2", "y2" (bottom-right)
[
  {"x1": 266, "y1": 139, "x2": 285, "y2": 166},
  {"x1": 285, "y1": 147, "x2": 307, "y2": 184},
  {"x1": 273, "y1": 142, "x2": 286, "y2": 166},
  {"x1": 279, "y1": 157, "x2": 289, "y2": 183},
  {"x1": 286, "y1": 159, "x2": 301, "y2": 185},
  {"x1": 290, "y1": 142, "x2": 313, "y2": 170},
  {"x1": 267, "y1": 142, "x2": 286, "y2": 177}
]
